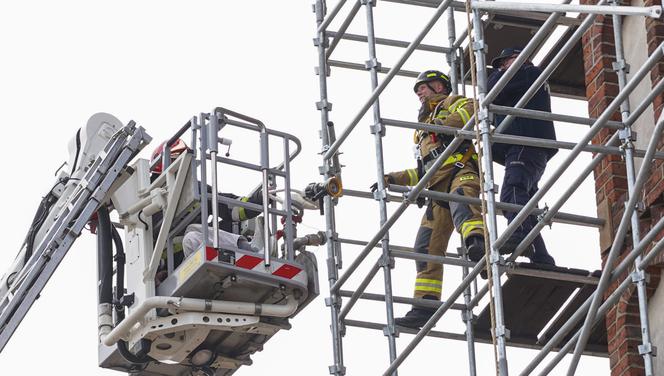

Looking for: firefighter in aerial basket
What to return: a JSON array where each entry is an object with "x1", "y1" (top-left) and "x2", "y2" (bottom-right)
[
  {"x1": 149, "y1": 139, "x2": 266, "y2": 284},
  {"x1": 372, "y1": 70, "x2": 486, "y2": 329}
]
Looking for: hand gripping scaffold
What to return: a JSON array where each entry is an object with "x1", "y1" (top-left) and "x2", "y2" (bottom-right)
[
  {"x1": 313, "y1": 1, "x2": 664, "y2": 375},
  {"x1": 0, "y1": 108, "x2": 324, "y2": 375}
]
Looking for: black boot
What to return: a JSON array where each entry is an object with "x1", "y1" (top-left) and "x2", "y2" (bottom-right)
[
  {"x1": 529, "y1": 237, "x2": 556, "y2": 266},
  {"x1": 464, "y1": 235, "x2": 489, "y2": 279},
  {"x1": 395, "y1": 295, "x2": 437, "y2": 329},
  {"x1": 498, "y1": 237, "x2": 535, "y2": 259},
  {"x1": 394, "y1": 307, "x2": 437, "y2": 329},
  {"x1": 529, "y1": 249, "x2": 556, "y2": 265},
  {"x1": 465, "y1": 235, "x2": 486, "y2": 262}
]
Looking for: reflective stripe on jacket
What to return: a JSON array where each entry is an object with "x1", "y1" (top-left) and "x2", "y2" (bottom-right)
[{"x1": 388, "y1": 93, "x2": 477, "y2": 187}]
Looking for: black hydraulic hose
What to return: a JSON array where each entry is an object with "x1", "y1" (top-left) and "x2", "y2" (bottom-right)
[
  {"x1": 96, "y1": 207, "x2": 114, "y2": 305},
  {"x1": 24, "y1": 190, "x2": 58, "y2": 263},
  {"x1": 111, "y1": 225, "x2": 125, "y2": 322},
  {"x1": 106, "y1": 213, "x2": 152, "y2": 365},
  {"x1": 70, "y1": 128, "x2": 81, "y2": 176},
  {"x1": 117, "y1": 340, "x2": 151, "y2": 365},
  {"x1": 23, "y1": 176, "x2": 78, "y2": 264}
]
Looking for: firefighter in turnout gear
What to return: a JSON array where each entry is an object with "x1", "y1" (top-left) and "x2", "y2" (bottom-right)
[{"x1": 380, "y1": 70, "x2": 486, "y2": 329}]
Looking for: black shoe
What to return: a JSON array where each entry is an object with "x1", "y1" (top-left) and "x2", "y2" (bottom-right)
[
  {"x1": 465, "y1": 235, "x2": 486, "y2": 262},
  {"x1": 498, "y1": 238, "x2": 519, "y2": 255},
  {"x1": 522, "y1": 244, "x2": 535, "y2": 259},
  {"x1": 499, "y1": 239, "x2": 535, "y2": 259},
  {"x1": 530, "y1": 252, "x2": 556, "y2": 266},
  {"x1": 395, "y1": 307, "x2": 436, "y2": 329}
]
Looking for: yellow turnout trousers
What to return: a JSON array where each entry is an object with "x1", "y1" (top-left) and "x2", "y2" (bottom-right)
[{"x1": 413, "y1": 162, "x2": 484, "y2": 300}]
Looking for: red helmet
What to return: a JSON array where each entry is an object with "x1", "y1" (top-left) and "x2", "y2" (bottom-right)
[{"x1": 150, "y1": 139, "x2": 189, "y2": 174}]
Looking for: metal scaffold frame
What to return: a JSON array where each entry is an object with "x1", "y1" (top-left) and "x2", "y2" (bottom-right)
[{"x1": 312, "y1": 0, "x2": 664, "y2": 375}]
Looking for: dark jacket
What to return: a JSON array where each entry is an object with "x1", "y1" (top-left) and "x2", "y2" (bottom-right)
[
  {"x1": 487, "y1": 63, "x2": 558, "y2": 164},
  {"x1": 213, "y1": 190, "x2": 264, "y2": 233},
  {"x1": 151, "y1": 188, "x2": 265, "y2": 237}
]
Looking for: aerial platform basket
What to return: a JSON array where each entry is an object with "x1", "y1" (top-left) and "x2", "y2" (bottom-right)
[
  {"x1": 95, "y1": 108, "x2": 321, "y2": 375},
  {"x1": 100, "y1": 245, "x2": 319, "y2": 375}
]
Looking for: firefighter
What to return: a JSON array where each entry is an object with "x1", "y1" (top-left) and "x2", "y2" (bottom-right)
[
  {"x1": 488, "y1": 47, "x2": 557, "y2": 265},
  {"x1": 375, "y1": 70, "x2": 486, "y2": 329}
]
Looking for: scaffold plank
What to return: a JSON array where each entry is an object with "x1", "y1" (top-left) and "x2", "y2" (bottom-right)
[{"x1": 473, "y1": 265, "x2": 608, "y2": 355}]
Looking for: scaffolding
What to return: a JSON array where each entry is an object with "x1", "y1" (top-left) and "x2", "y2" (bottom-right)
[{"x1": 312, "y1": 0, "x2": 664, "y2": 375}]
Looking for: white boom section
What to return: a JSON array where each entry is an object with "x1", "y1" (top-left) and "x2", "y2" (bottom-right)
[
  {"x1": 0, "y1": 117, "x2": 151, "y2": 352},
  {"x1": 0, "y1": 113, "x2": 126, "y2": 303}
]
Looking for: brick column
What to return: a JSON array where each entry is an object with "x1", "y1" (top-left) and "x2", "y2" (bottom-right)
[
  {"x1": 643, "y1": 0, "x2": 664, "y2": 217},
  {"x1": 582, "y1": 1, "x2": 664, "y2": 375}
]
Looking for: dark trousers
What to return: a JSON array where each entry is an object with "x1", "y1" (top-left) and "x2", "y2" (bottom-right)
[{"x1": 499, "y1": 146, "x2": 555, "y2": 265}]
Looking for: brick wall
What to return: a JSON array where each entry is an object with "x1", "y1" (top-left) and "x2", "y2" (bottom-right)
[
  {"x1": 643, "y1": 1, "x2": 664, "y2": 240},
  {"x1": 581, "y1": 1, "x2": 664, "y2": 375}
]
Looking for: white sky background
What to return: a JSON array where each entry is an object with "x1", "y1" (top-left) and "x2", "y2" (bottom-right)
[{"x1": 0, "y1": 1, "x2": 609, "y2": 375}]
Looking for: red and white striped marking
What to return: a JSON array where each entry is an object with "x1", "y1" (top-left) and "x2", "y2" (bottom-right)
[{"x1": 206, "y1": 247, "x2": 302, "y2": 279}]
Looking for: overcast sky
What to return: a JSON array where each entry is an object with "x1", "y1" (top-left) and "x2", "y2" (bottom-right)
[{"x1": 0, "y1": 1, "x2": 608, "y2": 375}]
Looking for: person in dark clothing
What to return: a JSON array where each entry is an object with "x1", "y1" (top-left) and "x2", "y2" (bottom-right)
[
  {"x1": 210, "y1": 189, "x2": 265, "y2": 233},
  {"x1": 487, "y1": 47, "x2": 557, "y2": 265}
]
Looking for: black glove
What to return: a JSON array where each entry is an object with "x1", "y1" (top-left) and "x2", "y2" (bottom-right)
[
  {"x1": 305, "y1": 182, "x2": 327, "y2": 201},
  {"x1": 370, "y1": 175, "x2": 395, "y2": 193},
  {"x1": 416, "y1": 196, "x2": 426, "y2": 208}
]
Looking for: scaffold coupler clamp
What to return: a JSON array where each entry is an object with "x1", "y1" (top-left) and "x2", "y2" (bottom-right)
[
  {"x1": 316, "y1": 99, "x2": 333, "y2": 112},
  {"x1": 373, "y1": 185, "x2": 388, "y2": 202},
  {"x1": 489, "y1": 249, "x2": 503, "y2": 265},
  {"x1": 612, "y1": 58, "x2": 631, "y2": 75},
  {"x1": 626, "y1": 200, "x2": 646, "y2": 213},
  {"x1": 369, "y1": 121, "x2": 386, "y2": 137},
  {"x1": 378, "y1": 251, "x2": 395, "y2": 269},
  {"x1": 617, "y1": 133, "x2": 633, "y2": 162},
  {"x1": 314, "y1": 57, "x2": 332, "y2": 76},
  {"x1": 537, "y1": 203, "x2": 552, "y2": 229},
  {"x1": 631, "y1": 269, "x2": 649, "y2": 284},
  {"x1": 478, "y1": 107, "x2": 490, "y2": 126},
  {"x1": 494, "y1": 324, "x2": 511, "y2": 341},
  {"x1": 383, "y1": 322, "x2": 399, "y2": 338},
  {"x1": 402, "y1": 189, "x2": 414, "y2": 205},
  {"x1": 328, "y1": 364, "x2": 347, "y2": 376},
  {"x1": 461, "y1": 309, "x2": 476, "y2": 324},
  {"x1": 328, "y1": 229, "x2": 343, "y2": 270},
  {"x1": 639, "y1": 343, "x2": 658, "y2": 357},
  {"x1": 618, "y1": 124, "x2": 636, "y2": 142},
  {"x1": 484, "y1": 181, "x2": 499, "y2": 195},
  {"x1": 326, "y1": 229, "x2": 338, "y2": 243},
  {"x1": 325, "y1": 294, "x2": 342, "y2": 309},
  {"x1": 472, "y1": 40, "x2": 488, "y2": 54},
  {"x1": 319, "y1": 144, "x2": 330, "y2": 157}
]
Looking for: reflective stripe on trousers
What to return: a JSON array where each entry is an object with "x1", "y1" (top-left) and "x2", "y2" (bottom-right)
[{"x1": 411, "y1": 163, "x2": 484, "y2": 300}]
